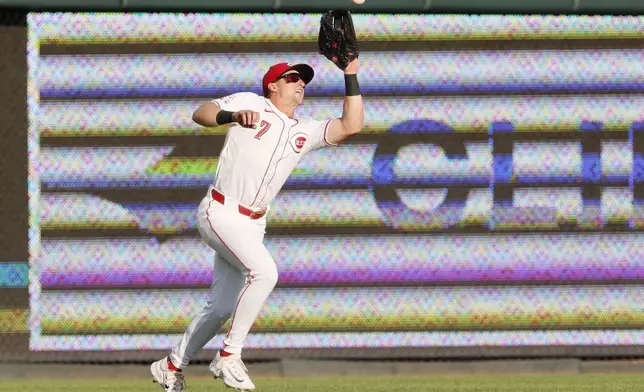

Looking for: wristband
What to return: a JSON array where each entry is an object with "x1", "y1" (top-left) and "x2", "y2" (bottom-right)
[
  {"x1": 344, "y1": 74, "x2": 361, "y2": 96},
  {"x1": 216, "y1": 110, "x2": 235, "y2": 125}
]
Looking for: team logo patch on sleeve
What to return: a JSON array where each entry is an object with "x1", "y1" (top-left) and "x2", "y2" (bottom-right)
[{"x1": 289, "y1": 133, "x2": 307, "y2": 153}]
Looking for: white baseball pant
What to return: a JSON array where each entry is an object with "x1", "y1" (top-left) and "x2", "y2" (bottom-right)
[{"x1": 169, "y1": 186, "x2": 278, "y2": 368}]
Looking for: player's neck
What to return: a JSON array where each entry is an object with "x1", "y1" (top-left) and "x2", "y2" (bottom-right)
[{"x1": 269, "y1": 97, "x2": 297, "y2": 119}]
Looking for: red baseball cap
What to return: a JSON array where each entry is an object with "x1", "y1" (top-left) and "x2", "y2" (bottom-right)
[{"x1": 262, "y1": 62, "x2": 314, "y2": 96}]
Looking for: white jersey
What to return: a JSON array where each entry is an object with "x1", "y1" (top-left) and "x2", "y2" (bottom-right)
[{"x1": 211, "y1": 92, "x2": 336, "y2": 209}]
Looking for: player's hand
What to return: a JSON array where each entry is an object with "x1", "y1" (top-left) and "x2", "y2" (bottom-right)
[
  {"x1": 232, "y1": 110, "x2": 260, "y2": 129},
  {"x1": 344, "y1": 59, "x2": 359, "y2": 74}
]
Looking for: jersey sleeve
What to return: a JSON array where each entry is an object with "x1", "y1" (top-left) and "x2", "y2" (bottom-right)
[
  {"x1": 211, "y1": 92, "x2": 261, "y2": 112},
  {"x1": 304, "y1": 118, "x2": 338, "y2": 153}
]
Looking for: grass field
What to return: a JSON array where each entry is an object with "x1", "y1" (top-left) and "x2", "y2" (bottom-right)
[{"x1": 1, "y1": 374, "x2": 644, "y2": 392}]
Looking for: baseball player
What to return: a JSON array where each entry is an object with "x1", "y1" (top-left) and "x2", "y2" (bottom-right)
[{"x1": 150, "y1": 56, "x2": 363, "y2": 392}]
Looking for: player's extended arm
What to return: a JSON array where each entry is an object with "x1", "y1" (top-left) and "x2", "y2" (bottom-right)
[
  {"x1": 326, "y1": 59, "x2": 364, "y2": 144},
  {"x1": 192, "y1": 103, "x2": 259, "y2": 129}
]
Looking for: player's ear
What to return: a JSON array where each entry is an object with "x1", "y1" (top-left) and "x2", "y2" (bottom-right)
[{"x1": 268, "y1": 82, "x2": 278, "y2": 95}]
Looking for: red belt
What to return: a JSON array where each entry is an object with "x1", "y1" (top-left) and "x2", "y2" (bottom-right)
[{"x1": 211, "y1": 189, "x2": 267, "y2": 220}]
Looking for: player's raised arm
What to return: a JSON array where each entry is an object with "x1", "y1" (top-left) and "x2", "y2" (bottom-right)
[
  {"x1": 193, "y1": 101, "x2": 259, "y2": 129},
  {"x1": 326, "y1": 59, "x2": 364, "y2": 144},
  {"x1": 317, "y1": 10, "x2": 364, "y2": 145},
  {"x1": 192, "y1": 102, "x2": 223, "y2": 127}
]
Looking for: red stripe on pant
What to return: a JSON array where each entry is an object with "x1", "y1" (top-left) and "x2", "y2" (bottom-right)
[{"x1": 205, "y1": 199, "x2": 254, "y2": 350}]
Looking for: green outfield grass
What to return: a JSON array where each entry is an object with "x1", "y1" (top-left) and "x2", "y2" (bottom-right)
[{"x1": 1, "y1": 374, "x2": 644, "y2": 392}]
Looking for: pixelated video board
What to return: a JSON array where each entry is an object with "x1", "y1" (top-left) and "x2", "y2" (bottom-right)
[{"x1": 28, "y1": 13, "x2": 644, "y2": 351}]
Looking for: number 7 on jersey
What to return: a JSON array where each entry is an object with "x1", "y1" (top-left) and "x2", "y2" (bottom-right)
[{"x1": 254, "y1": 120, "x2": 272, "y2": 140}]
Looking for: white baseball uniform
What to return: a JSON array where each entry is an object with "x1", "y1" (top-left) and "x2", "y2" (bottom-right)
[{"x1": 169, "y1": 92, "x2": 336, "y2": 367}]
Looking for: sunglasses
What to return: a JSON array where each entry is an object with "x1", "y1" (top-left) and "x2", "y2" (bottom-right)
[{"x1": 277, "y1": 73, "x2": 304, "y2": 84}]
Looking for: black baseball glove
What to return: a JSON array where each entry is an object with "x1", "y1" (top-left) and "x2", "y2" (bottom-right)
[{"x1": 317, "y1": 10, "x2": 359, "y2": 70}]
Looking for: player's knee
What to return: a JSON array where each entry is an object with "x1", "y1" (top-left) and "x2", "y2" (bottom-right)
[
  {"x1": 252, "y1": 265, "x2": 279, "y2": 288},
  {"x1": 266, "y1": 267, "x2": 279, "y2": 288}
]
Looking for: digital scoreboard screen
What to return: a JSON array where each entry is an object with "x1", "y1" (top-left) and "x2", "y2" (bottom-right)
[{"x1": 27, "y1": 13, "x2": 644, "y2": 351}]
